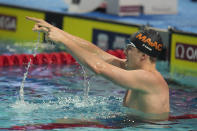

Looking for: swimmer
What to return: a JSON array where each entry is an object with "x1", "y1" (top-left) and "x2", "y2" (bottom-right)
[{"x1": 26, "y1": 16, "x2": 169, "y2": 122}]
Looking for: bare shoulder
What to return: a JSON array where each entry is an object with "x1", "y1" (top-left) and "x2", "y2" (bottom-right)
[
  {"x1": 146, "y1": 70, "x2": 169, "y2": 93},
  {"x1": 127, "y1": 70, "x2": 168, "y2": 93}
]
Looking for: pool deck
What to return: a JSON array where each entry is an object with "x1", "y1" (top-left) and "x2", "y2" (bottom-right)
[{"x1": 0, "y1": 0, "x2": 197, "y2": 34}]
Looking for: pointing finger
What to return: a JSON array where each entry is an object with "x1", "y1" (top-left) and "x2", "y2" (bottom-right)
[{"x1": 26, "y1": 16, "x2": 43, "y2": 23}]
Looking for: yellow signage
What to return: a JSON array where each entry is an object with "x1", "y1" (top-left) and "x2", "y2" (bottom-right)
[
  {"x1": 63, "y1": 16, "x2": 139, "y2": 42},
  {"x1": 170, "y1": 32, "x2": 197, "y2": 76},
  {"x1": 0, "y1": 5, "x2": 45, "y2": 42}
]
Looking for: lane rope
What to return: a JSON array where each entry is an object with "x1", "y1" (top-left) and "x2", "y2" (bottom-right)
[
  {"x1": 1, "y1": 114, "x2": 197, "y2": 130},
  {"x1": 0, "y1": 49, "x2": 125, "y2": 67}
]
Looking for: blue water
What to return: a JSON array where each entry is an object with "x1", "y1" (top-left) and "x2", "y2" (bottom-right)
[{"x1": 0, "y1": 62, "x2": 196, "y2": 130}]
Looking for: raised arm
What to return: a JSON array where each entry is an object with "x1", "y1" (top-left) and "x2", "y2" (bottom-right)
[
  {"x1": 60, "y1": 37, "x2": 151, "y2": 93},
  {"x1": 26, "y1": 16, "x2": 126, "y2": 68},
  {"x1": 26, "y1": 16, "x2": 151, "y2": 93},
  {"x1": 60, "y1": 29, "x2": 126, "y2": 68},
  {"x1": 61, "y1": 36, "x2": 153, "y2": 93}
]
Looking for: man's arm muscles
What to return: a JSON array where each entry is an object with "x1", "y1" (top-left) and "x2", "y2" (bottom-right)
[
  {"x1": 62, "y1": 38, "x2": 148, "y2": 92},
  {"x1": 97, "y1": 64, "x2": 151, "y2": 93},
  {"x1": 26, "y1": 16, "x2": 152, "y2": 93},
  {"x1": 61, "y1": 31, "x2": 126, "y2": 68},
  {"x1": 26, "y1": 16, "x2": 125, "y2": 68}
]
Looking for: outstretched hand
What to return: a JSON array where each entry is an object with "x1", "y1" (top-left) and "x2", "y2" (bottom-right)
[
  {"x1": 26, "y1": 16, "x2": 66, "y2": 43},
  {"x1": 26, "y1": 16, "x2": 52, "y2": 33}
]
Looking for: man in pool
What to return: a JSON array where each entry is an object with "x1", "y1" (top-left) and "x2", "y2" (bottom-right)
[{"x1": 26, "y1": 17, "x2": 169, "y2": 122}]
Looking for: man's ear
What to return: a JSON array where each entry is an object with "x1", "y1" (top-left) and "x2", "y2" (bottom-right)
[{"x1": 140, "y1": 53, "x2": 148, "y2": 61}]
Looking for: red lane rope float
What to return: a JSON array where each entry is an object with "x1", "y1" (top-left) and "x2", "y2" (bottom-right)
[
  {"x1": 168, "y1": 114, "x2": 197, "y2": 121},
  {"x1": 22, "y1": 54, "x2": 33, "y2": 65},
  {"x1": 106, "y1": 49, "x2": 120, "y2": 58},
  {"x1": 10, "y1": 55, "x2": 22, "y2": 66},
  {"x1": 59, "y1": 52, "x2": 76, "y2": 65},
  {"x1": 50, "y1": 52, "x2": 62, "y2": 65},
  {"x1": 0, "y1": 55, "x2": 13, "y2": 67},
  {"x1": 115, "y1": 49, "x2": 126, "y2": 59},
  {"x1": 0, "y1": 50, "x2": 125, "y2": 67}
]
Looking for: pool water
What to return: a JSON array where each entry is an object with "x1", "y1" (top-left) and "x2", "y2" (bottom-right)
[{"x1": 0, "y1": 62, "x2": 196, "y2": 130}]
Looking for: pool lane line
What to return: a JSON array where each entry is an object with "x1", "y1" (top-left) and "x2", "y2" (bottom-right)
[
  {"x1": 1, "y1": 114, "x2": 197, "y2": 130},
  {"x1": 0, "y1": 50, "x2": 125, "y2": 67},
  {"x1": 0, "y1": 123, "x2": 121, "y2": 130}
]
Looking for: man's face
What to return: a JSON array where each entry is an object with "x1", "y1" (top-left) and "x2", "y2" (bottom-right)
[{"x1": 124, "y1": 44, "x2": 140, "y2": 70}]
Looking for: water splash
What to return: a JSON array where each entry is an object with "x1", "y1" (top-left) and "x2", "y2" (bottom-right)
[
  {"x1": 81, "y1": 66, "x2": 90, "y2": 100},
  {"x1": 19, "y1": 59, "x2": 31, "y2": 102},
  {"x1": 19, "y1": 32, "x2": 41, "y2": 102}
]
